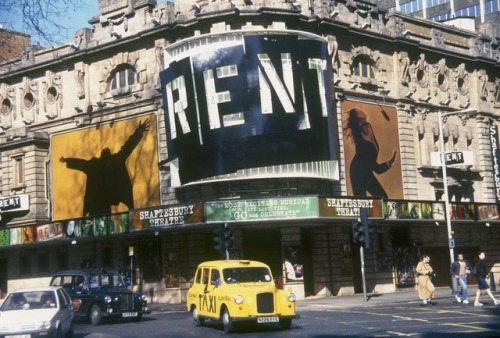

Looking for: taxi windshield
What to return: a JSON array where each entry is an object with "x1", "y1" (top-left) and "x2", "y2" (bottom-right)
[
  {"x1": 223, "y1": 267, "x2": 272, "y2": 284},
  {"x1": 89, "y1": 273, "x2": 126, "y2": 289}
]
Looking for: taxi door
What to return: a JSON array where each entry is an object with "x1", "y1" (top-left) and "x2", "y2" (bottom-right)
[{"x1": 197, "y1": 268, "x2": 221, "y2": 319}]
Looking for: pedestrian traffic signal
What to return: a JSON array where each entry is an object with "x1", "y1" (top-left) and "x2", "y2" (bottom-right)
[{"x1": 352, "y1": 208, "x2": 370, "y2": 248}]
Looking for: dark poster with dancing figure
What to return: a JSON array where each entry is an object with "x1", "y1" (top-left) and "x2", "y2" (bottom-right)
[{"x1": 342, "y1": 101, "x2": 403, "y2": 199}]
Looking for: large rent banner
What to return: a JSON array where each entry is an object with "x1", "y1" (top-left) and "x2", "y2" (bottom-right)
[{"x1": 160, "y1": 31, "x2": 337, "y2": 185}]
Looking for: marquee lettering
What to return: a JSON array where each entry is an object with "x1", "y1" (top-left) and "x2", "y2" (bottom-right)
[{"x1": 160, "y1": 33, "x2": 333, "y2": 184}]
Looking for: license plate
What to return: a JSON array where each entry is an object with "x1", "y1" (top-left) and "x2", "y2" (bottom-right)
[
  {"x1": 6, "y1": 335, "x2": 31, "y2": 338},
  {"x1": 257, "y1": 316, "x2": 279, "y2": 323},
  {"x1": 122, "y1": 312, "x2": 138, "y2": 317}
]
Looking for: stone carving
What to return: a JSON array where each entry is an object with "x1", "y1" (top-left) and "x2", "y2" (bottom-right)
[
  {"x1": 18, "y1": 77, "x2": 37, "y2": 125},
  {"x1": 433, "y1": 58, "x2": 449, "y2": 92},
  {"x1": 74, "y1": 70, "x2": 85, "y2": 99},
  {"x1": 453, "y1": 63, "x2": 469, "y2": 96},
  {"x1": 0, "y1": 84, "x2": 14, "y2": 130},
  {"x1": 478, "y1": 70, "x2": 489, "y2": 101},
  {"x1": 399, "y1": 51, "x2": 410, "y2": 86},
  {"x1": 470, "y1": 37, "x2": 482, "y2": 56},
  {"x1": 43, "y1": 71, "x2": 63, "y2": 120},
  {"x1": 326, "y1": 35, "x2": 338, "y2": 75},
  {"x1": 413, "y1": 53, "x2": 428, "y2": 88},
  {"x1": 155, "y1": 46, "x2": 164, "y2": 72},
  {"x1": 431, "y1": 28, "x2": 443, "y2": 48},
  {"x1": 495, "y1": 77, "x2": 500, "y2": 103}
]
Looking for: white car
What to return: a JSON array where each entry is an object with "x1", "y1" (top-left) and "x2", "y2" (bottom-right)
[{"x1": 0, "y1": 286, "x2": 74, "y2": 338}]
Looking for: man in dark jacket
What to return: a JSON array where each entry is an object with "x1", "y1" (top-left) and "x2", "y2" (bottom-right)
[{"x1": 450, "y1": 253, "x2": 472, "y2": 304}]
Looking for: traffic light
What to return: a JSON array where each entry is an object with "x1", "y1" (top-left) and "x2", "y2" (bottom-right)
[
  {"x1": 214, "y1": 224, "x2": 236, "y2": 257},
  {"x1": 352, "y1": 208, "x2": 370, "y2": 248},
  {"x1": 213, "y1": 224, "x2": 226, "y2": 255},
  {"x1": 223, "y1": 224, "x2": 235, "y2": 250}
]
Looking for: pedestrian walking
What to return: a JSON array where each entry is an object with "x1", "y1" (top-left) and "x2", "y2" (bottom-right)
[
  {"x1": 416, "y1": 255, "x2": 435, "y2": 305},
  {"x1": 450, "y1": 253, "x2": 472, "y2": 304},
  {"x1": 473, "y1": 251, "x2": 500, "y2": 306}
]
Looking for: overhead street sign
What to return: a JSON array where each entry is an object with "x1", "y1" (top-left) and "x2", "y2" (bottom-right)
[{"x1": 430, "y1": 151, "x2": 474, "y2": 166}]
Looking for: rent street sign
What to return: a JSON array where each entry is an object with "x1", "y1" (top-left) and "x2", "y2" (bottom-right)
[{"x1": 430, "y1": 151, "x2": 474, "y2": 166}]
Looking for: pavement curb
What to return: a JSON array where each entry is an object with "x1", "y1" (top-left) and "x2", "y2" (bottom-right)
[{"x1": 149, "y1": 286, "x2": 500, "y2": 313}]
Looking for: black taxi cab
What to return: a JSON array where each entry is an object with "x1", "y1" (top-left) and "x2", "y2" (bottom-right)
[
  {"x1": 50, "y1": 269, "x2": 150, "y2": 325},
  {"x1": 187, "y1": 260, "x2": 299, "y2": 333}
]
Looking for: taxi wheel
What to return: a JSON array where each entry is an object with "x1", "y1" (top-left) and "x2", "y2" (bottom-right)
[
  {"x1": 222, "y1": 307, "x2": 234, "y2": 333},
  {"x1": 90, "y1": 305, "x2": 103, "y2": 325},
  {"x1": 192, "y1": 307, "x2": 205, "y2": 326},
  {"x1": 54, "y1": 328, "x2": 63, "y2": 338},
  {"x1": 279, "y1": 318, "x2": 292, "y2": 330},
  {"x1": 66, "y1": 322, "x2": 75, "y2": 338}
]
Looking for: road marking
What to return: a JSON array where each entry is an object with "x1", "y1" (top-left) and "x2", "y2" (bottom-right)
[
  {"x1": 440, "y1": 322, "x2": 500, "y2": 333},
  {"x1": 391, "y1": 315, "x2": 429, "y2": 323},
  {"x1": 385, "y1": 331, "x2": 419, "y2": 336}
]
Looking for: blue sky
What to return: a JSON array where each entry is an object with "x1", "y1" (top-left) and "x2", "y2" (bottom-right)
[
  {"x1": 2, "y1": 1, "x2": 172, "y2": 47},
  {"x1": 1, "y1": 2, "x2": 99, "y2": 46}
]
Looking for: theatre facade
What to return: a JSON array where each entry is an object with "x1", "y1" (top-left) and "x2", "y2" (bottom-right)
[{"x1": 0, "y1": 0, "x2": 499, "y2": 303}]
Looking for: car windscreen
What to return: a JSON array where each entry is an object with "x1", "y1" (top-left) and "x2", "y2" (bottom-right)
[
  {"x1": 0, "y1": 291, "x2": 57, "y2": 311},
  {"x1": 223, "y1": 267, "x2": 272, "y2": 284},
  {"x1": 89, "y1": 273, "x2": 126, "y2": 289}
]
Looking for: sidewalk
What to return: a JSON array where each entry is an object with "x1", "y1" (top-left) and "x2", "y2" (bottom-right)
[{"x1": 148, "y1": 286, "x2": 496, "y2": 313}]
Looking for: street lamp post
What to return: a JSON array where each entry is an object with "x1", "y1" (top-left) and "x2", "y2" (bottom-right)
[{"x1": 437, "y1": 108, "x2": 476, "y2": 292}]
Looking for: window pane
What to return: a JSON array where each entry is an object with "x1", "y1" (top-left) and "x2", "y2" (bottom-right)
[
  {"x1": 127, "y1": 68, "x2": 135, "y2": 86},
  {"x1": 353, "y1": 63, "x2": 360, "y2": 76},
  {"x1": 361, "y1": 64, "x2": 368, "y2": 77},
  {"x1": 119, "y1": 70, "x2": 125, "y2": 88}
]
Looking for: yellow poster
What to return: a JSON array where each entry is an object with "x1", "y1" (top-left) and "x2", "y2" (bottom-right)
[{"x1": 51, "y1": 114, "x2": 160, "y2": 220}]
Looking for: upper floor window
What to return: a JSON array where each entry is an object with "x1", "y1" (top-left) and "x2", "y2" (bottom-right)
[
  {"x1": 428, "y1": 0, "x2": 449, "y2": 7},
  {"x1": 485, "y1": 0, "x2": 500, "y2": 14},
  {"x1": 400, "y1": 0, "x2": 423, "y2": 13},
  {"x1": 109, "y1": 64, "x2": 137, "y2": 95},
  {"x1": 456, "y1": 4, "x2": 480, "y2": 17},
  {"x1": 431, "y1": 13, "x2": 451, "y2": 21},
  {"x1": 352, "y1": 55, "x2": 376, "y2": 79}
]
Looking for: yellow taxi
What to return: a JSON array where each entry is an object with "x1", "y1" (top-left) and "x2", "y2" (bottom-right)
[{"x1": 186, "y1": 260, "x2": 299, "y2": 333}]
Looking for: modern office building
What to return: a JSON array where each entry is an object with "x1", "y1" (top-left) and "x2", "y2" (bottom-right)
[
  {"x1": 0, "y1": 0, "x2": 499, "y2": 303},
  {"x1": 379, "y1": 0, "x2": 500, "y2": 30}
]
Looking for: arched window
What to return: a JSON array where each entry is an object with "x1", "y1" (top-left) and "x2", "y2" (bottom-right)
[
  {"x1": 109, "y1": 64, "x2": 137, "y2": 95},
  {"x1": 352, "y1": 55, "x2": 376, "y2": 79}
]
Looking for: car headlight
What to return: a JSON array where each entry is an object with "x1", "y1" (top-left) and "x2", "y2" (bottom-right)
[
  {"x1": 141, "y1": 294, "x2": 148, "y2": 302},
  {"x1": 287, "y1": 293, "x2": 296, "y2": 302},
  {"x1": 104, "y1": 296, "x2": 112, "y2": 303},
  {"x1": 37, "y1": 320, "x2": 51, "y2": 330},
  {"x1": 234, "y1": 295, "x2": 243, "y2": 304}
]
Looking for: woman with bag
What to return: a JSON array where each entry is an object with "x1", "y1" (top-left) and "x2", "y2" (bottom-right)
[
  {"x1": 416, "y1": 255, "x2": 435, "y2": 305},
  {"x1": 473, "y1": 252, "x2": 500, "y2": 306}
]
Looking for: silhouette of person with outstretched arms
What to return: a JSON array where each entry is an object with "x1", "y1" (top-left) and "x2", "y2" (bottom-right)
[{"x1": 60, "y1": 119, "x2": 150, "y2": 216}]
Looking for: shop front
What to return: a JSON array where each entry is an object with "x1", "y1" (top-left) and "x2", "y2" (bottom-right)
[{"x1": 1, "y1": 196, "x2": 498, "y2": 303}]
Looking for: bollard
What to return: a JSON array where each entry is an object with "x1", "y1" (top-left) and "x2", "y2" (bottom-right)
[
  {"x1": 490, "y1": 272, "x2": 496, "y2": 292},
  {"x1": 451, "y1": 277, "x2": 458, "y2": 294}
]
